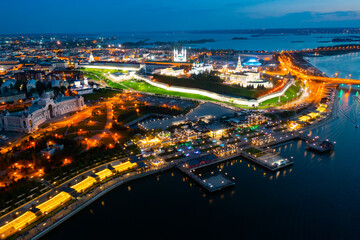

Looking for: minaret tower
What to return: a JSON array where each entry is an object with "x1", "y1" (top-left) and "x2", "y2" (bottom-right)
[
  {"x1": 89, "y1": 52, "x2": 95, "y2": 63},
  {"x1": 236, "y1": 55, "x2": 242, "y2": 72}
]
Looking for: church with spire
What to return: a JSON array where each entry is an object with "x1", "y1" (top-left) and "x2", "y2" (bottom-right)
[{"x1": 89, "y1": 52, "x2": 95, "y2": 63}]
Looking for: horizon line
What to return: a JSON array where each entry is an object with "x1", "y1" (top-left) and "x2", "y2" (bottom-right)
[{"x1": 1, "y1": 26, "x2": 360, "y2": 36}]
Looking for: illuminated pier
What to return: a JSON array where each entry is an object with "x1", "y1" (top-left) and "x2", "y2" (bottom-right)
[{"x1": 177, "y1": 164, "x2": 234, "y2": 193}]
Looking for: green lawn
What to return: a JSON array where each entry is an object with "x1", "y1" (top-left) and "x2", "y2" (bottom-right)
[
  {"x1": 259, "y1": 84, "x2": 301, "y2": 106},
  {"x1": 83, "y1": 89, "x2": 119, "y2": 101},
  {"x1": 104, "y1": 79, "x2": 128, "y2": 89},
  {"x1": 81, "y1": 68, "x2": 127, "y2": 74},
  {"x1": 81, "y1": 68, "x2": 261, "y2": 100},
  {"x1": 81, "y1": 68, "x2": 302, "y2": 109},
  {"x1": 245, "y1": 147, "x2": 267, "y2": 157},
  {"x1": 153, "y1": 74, "x2": 265, "y2": 99},
  {"x1": 81, "y1": 68, "x2": 128, "y2": 90},
  {"x1": 122, "y1": 80, "x2": 219, "y2": 101}
]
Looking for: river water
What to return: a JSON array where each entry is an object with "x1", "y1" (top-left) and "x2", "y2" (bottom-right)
[
  {"x1": 307, "y1": 52, "x2": 360, "y2": 79},
  {"x1": 110, "y1": 32, "x2": 360, "y2": 52},
  {"x1": 45, "y1": 55, "x2": 360, "y2": 240}
]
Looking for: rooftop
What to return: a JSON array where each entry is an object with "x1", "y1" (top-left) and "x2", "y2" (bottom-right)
[{"x1": 140, "y1": 103, "x2": 236, "y2": 130}]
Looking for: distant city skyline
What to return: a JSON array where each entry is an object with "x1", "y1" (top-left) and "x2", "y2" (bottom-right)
[{"x1": 0, "y1": 0, "x2": 360, "y2": 34}]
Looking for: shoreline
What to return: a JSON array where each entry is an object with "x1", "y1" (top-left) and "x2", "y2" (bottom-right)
[
  {"x1": 21, "y1": 163, "x2": 174, "y2": 240},
  {"x1": 2, "y1": 51, "x2": 345, "y2": 240},
  {"x1": 17, "y1": 89, "x2": 340, "y2": 240}
]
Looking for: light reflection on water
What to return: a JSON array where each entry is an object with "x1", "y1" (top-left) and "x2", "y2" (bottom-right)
[
  {"x1": 110, "y1": 32, "x2": 358, "y2": 52},
  {"x1": 46, "y1": 88, "x2": 360, "y2": 240},
  {"x1": 307, "y1": 52, "x2": 360, "y2": 79}
]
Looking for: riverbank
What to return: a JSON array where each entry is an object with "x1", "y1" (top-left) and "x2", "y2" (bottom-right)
[
  {"x1": 16, "y1": 88, "x2": 338, "y2": 240},
  {"x1": 306, "y1": 52, "x2": 360, "y2": 79},
  {"x1": 20, "y1": 163, "x2": 174, "y2": 240},
  {"x1": 43, "y1": 95, "x2": 360, "y2": 240}
]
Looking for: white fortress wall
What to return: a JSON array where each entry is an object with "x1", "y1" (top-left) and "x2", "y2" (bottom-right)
[
  {"x1": 79, "y1": 64, "x2": 140, "y2": 71},
  {"x1": 135, "y1": 74, "x2": 295, "y2": 107}
]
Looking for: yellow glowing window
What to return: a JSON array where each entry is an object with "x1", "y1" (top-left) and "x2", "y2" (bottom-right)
[
  {"x1": 0, "y1": 211, "x2": 37, "y2": 238},
  {"x1": 308, "y1": 112, "x2": 320, "y2": 119},
  {"x1": 316, "y1": 107, "x2": 327, "y2": 113},
  {"x1": 298, "y1": 116, "x2": 311, "y2": 122},
  {"x1": 71, "y1": 177, "x2": 97, "y2": 193},
  {"x1": 95, "y1": 169, "x2": 113, "y2": 181},
  {"x1": 36, "y1": 192, "x2": 71, "y2": 214},
  {"x1": 113, "y1": 161, "x2": 137, "y2": 173}
]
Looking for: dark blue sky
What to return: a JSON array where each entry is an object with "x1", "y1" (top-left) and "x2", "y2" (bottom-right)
[{"x1": 1, "y1": 0, "x2": 360, "y2": 34}]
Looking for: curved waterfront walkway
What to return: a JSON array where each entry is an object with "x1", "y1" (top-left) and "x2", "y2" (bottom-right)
[
  {"x1": 8, "y1": 88, "x2": 339, "y2": 240},
  {"x1": 20, "y1": 163, "x2": 174, "y2": 240}
]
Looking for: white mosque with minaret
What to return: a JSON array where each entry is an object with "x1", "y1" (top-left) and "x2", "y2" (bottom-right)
[{"x1": 173, "y1": 48, "x2": 187, "y2": 62}]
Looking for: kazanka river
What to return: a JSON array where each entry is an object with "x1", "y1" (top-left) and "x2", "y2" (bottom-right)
[
  {"x1": 45, "y1": 55, "x2": 360, "y2": 240},
  {"x1": 307, "y1": 52, "x2": 360, "y2": 79},
  {"x1": 109, "y1": 32, "x2": 360, "y2": 52}
]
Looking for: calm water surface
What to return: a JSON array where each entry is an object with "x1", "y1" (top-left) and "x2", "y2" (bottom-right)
[
  {"x1": 111, "y1": 32, "x2": 359, "y2": 52},
  {"x1": 45, "y1": 55, "x2": 360, "y2": 240},
  {"x1": 307, "y1": 52, "x2": 360, "y2": 79},
  {"x1": 45, "y1": 91, "x2": 360, "y2": 240}
]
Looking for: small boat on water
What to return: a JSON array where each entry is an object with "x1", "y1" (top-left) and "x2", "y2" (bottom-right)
[{"x1": 306, "y1": 139, "x2": 335, "y2": 153}]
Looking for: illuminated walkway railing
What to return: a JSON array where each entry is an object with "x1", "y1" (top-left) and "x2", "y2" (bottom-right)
[{"x1": 0, "y1": 211, "x2": 37, "y2": 239}]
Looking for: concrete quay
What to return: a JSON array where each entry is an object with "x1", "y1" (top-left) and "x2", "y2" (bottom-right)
[{"x1": 177, "y1": 164, "x2": 234, "y2": 193}]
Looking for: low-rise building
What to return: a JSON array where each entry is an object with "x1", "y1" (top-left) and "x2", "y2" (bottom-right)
[
  {"x1": 26, "y1": 79, "x2": 37, "y2": 92},
  {"x1": 109, "y1": 71, "x2": 135, "y2": 81},
  {"x1": 224, "y1": 72, "x2": 273, "y2": 89},
  {"x1": 0, "y1": 92, "x2": 85, "y2": 133},
  {"x1": 159, "y1": 67, "x2": 184, "y2": 77},
  {"x1": 188, "y1": 62, "x2": 213, "y2": 75}
]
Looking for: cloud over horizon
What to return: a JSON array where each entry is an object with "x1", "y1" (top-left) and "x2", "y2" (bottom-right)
[{"x1": 0, "y1": 0, "x2": 359, "y2": 34}]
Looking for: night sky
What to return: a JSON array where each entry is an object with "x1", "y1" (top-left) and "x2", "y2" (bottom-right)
[{"x1": 1, "y1": 0, "x2": 360, "y2": 34}]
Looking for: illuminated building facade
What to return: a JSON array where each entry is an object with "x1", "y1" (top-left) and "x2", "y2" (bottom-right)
[
  {"x1": 225, "y1": 72, "x2": 273, "y2": 89},
  {"x1": 159, "y1": 67, "x2": 185, "y2": 76},
  {"x1": 188, "y1": 62, "x2": 213, "y2": 75},
  {"x1": 173, "y1": 48, "x2": 187, "y2": 62},
  {"x1": 0, "y1": 93, "x2": 85, "y2": 133}
]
